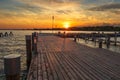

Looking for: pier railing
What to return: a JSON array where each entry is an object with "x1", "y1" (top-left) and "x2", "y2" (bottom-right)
[{"x1": 57, "y1": 31, "x2": 120, "y2": 47}]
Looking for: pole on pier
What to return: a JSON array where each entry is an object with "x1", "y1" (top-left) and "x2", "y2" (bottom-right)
[
  {"x1": 77, "y1": 34, "x2": 80, "y2": 41},
  {"x1": 63, "y1": 31, "x2": 66, "y2": 38},
  {"x1": 94, "y1": 34, "x2": 97, "y2": 46},
  {"x1": 91, "y1": 33, "x2": 94, "y2": 41},
  {"x1": 26, "y1": 35, "x2": 32, "y2": 71},
  {"x1": 98, "y1": 31, "x2": 100, "y2": 39},
  {"x1": 74, "y1": 35, "x2": 77, "y2": 42},
  {"x1": 106, "y1": 36, "x2": 110, "y2": 48},
  {"x1": 84, "y1": 34, "x2": 87, "y2": 43},
  {"x1": 4, "y1": 54, "x2": 21, "y2": 80},
  {"x1": 114, "y1": 32, "x2": 117, "y2": 46},
  {"x1": 32, "y1": 32, "x2": 38, "y2": 56},
  {"x1": 98, "y1": 39, "x2": 103, "y2": 48},
  {"x1": 34, "y1": 36, "x2": 37, "y2": 55},
  {"x1": 32, "y1": 33, "x2": 35, "y2": 56},
  {"x1": 34, "y1": 32, "x2": 38, "y2": 41}
]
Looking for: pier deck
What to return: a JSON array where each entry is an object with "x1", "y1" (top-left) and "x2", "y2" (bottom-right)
[{"x1": 27, "y1": 35, "x2": 120, "y2": 80}]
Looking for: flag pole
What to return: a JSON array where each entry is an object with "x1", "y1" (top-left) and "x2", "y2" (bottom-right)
[{"x1": 52, "y1": 16, "x2": 54, "y2": 34}]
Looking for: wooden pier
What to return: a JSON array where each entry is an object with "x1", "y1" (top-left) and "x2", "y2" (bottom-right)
[{"x1": 27, "y1": 33, "x2": 120, "y2": 80}]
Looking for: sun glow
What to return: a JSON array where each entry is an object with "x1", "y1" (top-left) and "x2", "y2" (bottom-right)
[{"x1": 63, "y1": 22, "x2": 70, "y2": 29}]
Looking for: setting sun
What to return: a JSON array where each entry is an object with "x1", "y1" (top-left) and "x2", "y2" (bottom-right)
[{"x1": 63, "y1": 22, "x2": 70, "y2": 29}]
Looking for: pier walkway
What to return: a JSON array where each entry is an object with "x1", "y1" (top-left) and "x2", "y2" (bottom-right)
[{"x1": 27, "y1": 34, "x2": 120, "y2": 80}]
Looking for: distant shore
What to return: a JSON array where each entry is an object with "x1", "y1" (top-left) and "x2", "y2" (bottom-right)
[{"x1": 0, "y1": 26, "x2": 120, "y2": 31}]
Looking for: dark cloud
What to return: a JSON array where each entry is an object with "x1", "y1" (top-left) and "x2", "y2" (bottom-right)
[
  {"x1": 17, "y1": 4, "x2": 48, "y2": 13},
  {"x1": 111, "y1": 10, "x2": 120, "y2": 14},
  {"x1": 0, "y1": 0, "x2": 22, "y2": 11},
  {"x1": 89, "y1": 3, "x2": 120, "y2": 11},
  {"x1": 0, "y1": 0, "x2": 48, "y2": 16},
  {"x1": 0, "y1": 0, "x2": 47, "y2": 13},
  {"x1": 88, "y1": 3, "x2": 120, "y2": 14},
  {"x1": 0, "y1": 11, "x2": 26, "y2": 18},
  {"x1": 56, "y1": 10, "x2": 72, "y2": 14},
  {"x1": 52, "y1": 0, "x2": 64, "y2": 3}
]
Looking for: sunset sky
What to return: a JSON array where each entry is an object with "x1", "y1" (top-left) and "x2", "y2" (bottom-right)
[{"x1": 0, "y1": 0, "x2": 120, "y2": 29}]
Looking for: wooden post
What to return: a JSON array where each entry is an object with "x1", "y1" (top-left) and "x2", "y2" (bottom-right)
[
  {"x1": 106, "y1": 36, "x2": 110, "y2": 48},
  {"x1": 94, "y1": 34, "x2": 97, "y2": 46},
  {"x1": 4, "y1": 54, "x2": 21, "y2": 80},
  {"x1": 63, "y1": 31, "x2": 66, "y2": 38},
  {"x1": 91, "y1": 33, "x2": 94, "y2": 41},
  {"x1": 25, "y1": 35, "x2": 32, "y2": 71},
  {"x1": 84, "y1": 34, "x2": 87, "y2": 43},
  {"x1": 32, "y1": 33, "x2": 34, "y2": 56},
  {"x1": 0, "y1": 33, "x2": 1, "y2": 37},
  {"x1": 98, "y1": 31, "x2": 100, "y2": 39},
  {"x1": 32, "y1": 32, "x2": 38, "y2": 56},
  {"x1": 5, "y1": 32, "x2": 9, "y2": 37},
  {"x1": 98, "y1": 39, "x2": 103, "y2": 48},
  {"x1": 36, "y1": 32, "x2": 38, "y2": 41},
  {"x1": 34, "y1": 36, "x2": 37, "y2": 55},
  {"x1": 33, "y1": 32, "x2": 38, "y2": 42},
  {"x1": 0, "y1": 33, "x2": 4, "y2": 37},
  {"x1": 74, "y1": 35, "x2": 77, "y2": 42},
  {"x1": 104, "y1": 35, "x2": 107, "y2": 44},
  {"x1": 77, "y1": 34, "x2": 79, "y2": 41},
  {"x1": 114, "y1": 32, "x2": 117, "y2": 46}
]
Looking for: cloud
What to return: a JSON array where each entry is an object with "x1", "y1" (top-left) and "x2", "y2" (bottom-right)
[
  {"x1": 88, "y1": 3, "x2": 120, "y2": 14},
  {"x1": 110, "y1": 10, "x2": 120, "y2": 14},
  {"x1": 52, "y1": 0, "x2": 65, "y2": 3},
  {"x1": 0, "y1": 0, "x2": 48, "y2": 12},
  {"x1": 88, "y1": 3, "x2": 120, "y2": 11},
  {"x1": 0, "y1": 0, "x2": 21, "y2": 11},
  {"x1": 0, "y1": 0, "x2": 50, "y2": 18},
  {"x1": 56, "y1": 10, "x2": 72, "y2": 14},
  {"x1": 17, "y1": 4, "x2": 48, "y2": 13}
]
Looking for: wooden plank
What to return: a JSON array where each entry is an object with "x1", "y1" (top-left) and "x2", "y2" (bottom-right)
[{"x1": 27, "y1": 35, "x2": 120, "y2": 80}]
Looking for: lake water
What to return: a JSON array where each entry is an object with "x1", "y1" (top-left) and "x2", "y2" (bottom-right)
[{"x1": 0, "y1": 30, "x2": 120, "y2": 75}]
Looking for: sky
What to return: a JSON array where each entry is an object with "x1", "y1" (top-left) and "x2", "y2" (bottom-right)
[{"x1": 0, "y1": 0, "x2": 120, "y2": 29}]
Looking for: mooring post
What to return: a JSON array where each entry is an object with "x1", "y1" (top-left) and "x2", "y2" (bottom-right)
[
  {"x1": 77, "y1": 34, "x2": 79, "y2": 41},
  {"x1": 32, "y1": 32, "x2": 38, "y2": 56},
  {"x1": 0, "y1": 33, "x2": 4, "y2": 37},
  {"x1": 4, "y1": 32, "x2": 9, "y2": 37},
  {"x1": 36, "y1": 32, "x2": 38, "y2": 41},
  {"x1": 74, "y1": 35, "x2": 77, "y2": 42},
  {"x1": 32, "y1": 33, "x2": 35, "y2": 56},
  {"x1": 63, "y1": 31, "x2": 66, "y2": 38},
  {"x1": 25, "y1": 35, "x2": 32, "y2": 71},
  {"x1": 4, "y1": 54, "x2": 21, "y2": 80},
  {"x1": 104, "y1": 35, "x2": 107, "y2": 44},
  {"x1": 34, "y1": 32, "x2": 38, "y2": 40},
  {"x1": 0, "y1": 33, "x2": 2, "y2": 37},
  {"x1": 91, "y1": 33, "x2": 94, "y2": 41},
  {"x1": 94, "y1": 34, "x2": 97, "y2": 46},
  {"x1": 85, "y1": 34, "x2": 87, "y2": 43},
  {"x1": 114, "y1": 32, "x2": 117, "y2": 46},
  {"x1": 34, "y1": 36, "x2": 37, "y2": 55},
  {"x1": 106, "y1": 36, "x2": 110, "y2": 48},
  {"x1": 98, "y1": 31, "x2": 100, "y2": 39},
  {"x1": 98, "y1": 39, "x2": 103, "y2": 48}
]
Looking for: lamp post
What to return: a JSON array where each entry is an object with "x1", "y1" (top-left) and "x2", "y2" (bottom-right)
[{"x1": 52, "y1": 16, "x2": 54, "y2": 34}]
